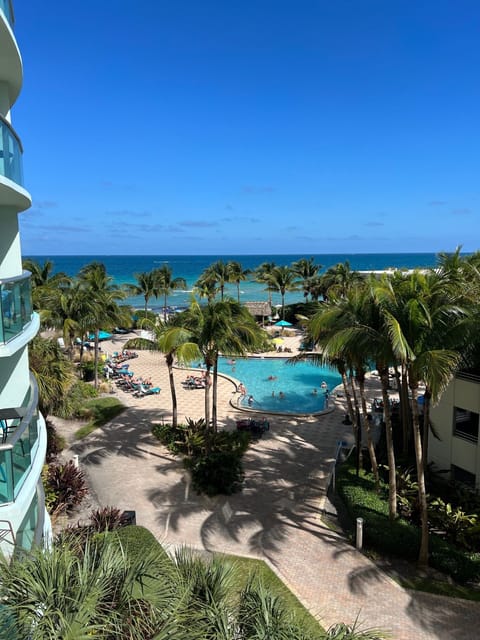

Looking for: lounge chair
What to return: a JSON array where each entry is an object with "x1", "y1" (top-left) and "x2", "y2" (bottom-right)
[{"x1": 137, "y1": 386, "x2": 161, "y2": 397}]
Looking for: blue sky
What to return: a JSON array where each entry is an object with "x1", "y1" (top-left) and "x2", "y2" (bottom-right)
[{"x1": 12, "y1": 0, "x2": 480, "y2": 255}]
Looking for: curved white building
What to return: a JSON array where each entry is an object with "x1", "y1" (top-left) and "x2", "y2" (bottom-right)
[{"x1": 0, "y1": 0, "x2": 51, "y2": 556}]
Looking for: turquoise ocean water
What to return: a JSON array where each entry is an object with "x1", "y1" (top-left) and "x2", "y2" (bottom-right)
[{"x1": 26, "y1": 253, "x2": 439, "y2": 311}]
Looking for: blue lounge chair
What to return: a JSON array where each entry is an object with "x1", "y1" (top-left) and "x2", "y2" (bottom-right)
[{"x1": 138, "y1": 386, "x2": 161, "y2": 397}]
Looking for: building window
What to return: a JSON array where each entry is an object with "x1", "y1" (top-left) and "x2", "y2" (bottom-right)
[
  {"x1": 451, "y1": 464, "x2": 476, "y2": 489},
  {"x1": 453, "y1": 407, "x2": 479, "y2": 444}
]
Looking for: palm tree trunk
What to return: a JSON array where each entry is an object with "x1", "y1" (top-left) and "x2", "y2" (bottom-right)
[
  {"x1": 379, "y1": 365, "x2": 397, "y2": 520},
  {"x1": 400, "y1": 364, "x2": 411, "y2": 455},
  {"x1": 144, "y1": 295, "x2": 148, "y2": 319},
  {"x1": 340, "y1": 370, "x2": 355, "y2": 429},
  {"x1": 212, "y1": 359, "x2": 219, "y2": 432},
  {"x1": 166, "y1": 354, "x2": 178, "y2": 428},
  {"x1": 358, "y1": 375, "x2": 380, "y2": 488},
  {"x1": 410, "y1": 384, "x2": 429, "y2": 567},
  {"x1": 422, "y1": 389, "x2": 432, "y2": 474},
  {"x1": 204, "y1": 364, "x2": 211, "y2": 429},
  {"x1": 94, "y1": 330, "x2": 100, "y2": 389}
]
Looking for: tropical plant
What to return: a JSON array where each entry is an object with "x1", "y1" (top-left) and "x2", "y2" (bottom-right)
[
  {"x1": 265, "y1": 265, "x2": 300, "y2": 319},
  {"x1": 227, "y1": 260, "x2": 250, "y2": 303},
  {"x1": 154, "y1": 264, "x2": 187, "y2": 321},
  {"x1": 128, "y1": 270, "x2": 160, "y2": 318},
  {"x1": 292, "y1": 257, "x2": 321, "y2": 301},
  {"x1": 126, "y1": 322, "x2": 200, "y2": 428},
  {"x1": 28, "y1": 336, "x2": 76, "y2": 418},
  {"x1": 78, "y1": 262, "x2": 128, "y2": 388},
  {"x1": 22, "y1": 258, "x2": 71, "y2": 319},
  {"x1": 181, "y1": 300, "x2": 265, "y2": 430},
  {"x1": 45, "y1": 460, "x2": 89, "y2": 514},
  {"x1": 254, "y1": 261, "x2": 276, "y2": 307}
]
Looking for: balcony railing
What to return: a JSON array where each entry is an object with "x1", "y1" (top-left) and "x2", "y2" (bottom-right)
[
  {"x1": 0, "y1": 376, "x2": 40, "y2": 505},
  {"x1": 0, "y1": 0, "x2": 13, "y2": 27},
  {"x1": 0, "y1": 115, "x2": 24, "y2": 186},
  {"x1": 0, "y1": 271, "x2": 33, "y2": 344}
]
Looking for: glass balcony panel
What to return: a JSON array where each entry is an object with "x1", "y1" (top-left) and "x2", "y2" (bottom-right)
[
  {"x1": 0, "y1": 1, "x2": 13, "y2": 27},
  {"x1": 0, "y1": 117, "x2": 24, "y2": 186},
  {"x1": 0, "y1": 377, "x2": 40, "y2": 505},
  {"x1": 0, "y1": 448, "x2": 14, "y2": 503},
  {"x1": 0, "y1": 272, "x2": 33, "y2": 344}
]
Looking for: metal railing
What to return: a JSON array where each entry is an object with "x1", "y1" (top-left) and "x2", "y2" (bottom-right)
[
  {"x1": 0, "y1": 376, "x2": 39, "y2": 504},
  {"x1": 0, "y1": 271, "x2": 33, "y2": 344}
]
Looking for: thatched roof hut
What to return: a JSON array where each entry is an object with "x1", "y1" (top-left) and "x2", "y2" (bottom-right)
[{"x1": 244, "y1": 301, "x2": 272, "y2": 321}]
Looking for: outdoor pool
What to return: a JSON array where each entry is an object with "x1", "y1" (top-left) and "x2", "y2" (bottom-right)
[{"x1": 217, "y1": 356, "x2": 342, "y2": 414}]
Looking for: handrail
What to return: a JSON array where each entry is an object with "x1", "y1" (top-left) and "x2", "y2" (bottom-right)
[
  {"x1": 0, "y1": 374, "x2": 37, "y2": 451},
  {"x1": 0, "y1": 269, "x2": 31, "y2": 286},
  {"x1": 0, "y1": 113, "x2": 23, "y2": 153}
]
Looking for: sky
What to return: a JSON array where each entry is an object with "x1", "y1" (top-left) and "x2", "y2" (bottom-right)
[{"x1": 11, "y1": 0, "x2": 480, "y2": 255}]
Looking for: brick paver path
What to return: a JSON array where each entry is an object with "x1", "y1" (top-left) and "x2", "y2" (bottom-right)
[{"x1": 66, "y1": 333, "x2": 480, "y2": 640}]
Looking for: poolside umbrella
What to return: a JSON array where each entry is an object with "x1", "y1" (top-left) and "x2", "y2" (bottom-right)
[
  {"x1": 272, "y1": 337, "x2": 284, "y2": 345},
  {"x1": 274, "y1": 320, "x2": 292, "y2": 327}
]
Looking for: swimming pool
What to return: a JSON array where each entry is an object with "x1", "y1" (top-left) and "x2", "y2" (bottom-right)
[{"x1": 216, "y1": 356, "x2": 341, "y2": 415}]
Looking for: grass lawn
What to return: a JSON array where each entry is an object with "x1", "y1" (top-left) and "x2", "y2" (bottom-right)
[
  {"x1": 220, "y1": 553, "x2": 324, "y2": 635},
  {"x1": 75, "y1": 397, "x2": 126, "y2": 439}
]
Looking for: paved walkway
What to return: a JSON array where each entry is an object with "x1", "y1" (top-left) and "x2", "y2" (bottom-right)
[{"x1": 62, "y1": 332, "x2": 480, "y2": 640}]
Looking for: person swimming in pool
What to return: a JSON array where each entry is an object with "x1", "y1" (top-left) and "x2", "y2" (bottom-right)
[
  {"x1": 267, "y1": 375, "x2": 277, "y2": 381},
  {"x1": 247, "y1": 395, "x2": 254, "y2": 405},
  {"x1": 312, "y1": 388, "x2": 318, "y2": 395},
  {"x1": 238, "y1": 383, "x2": 246, "y2": 396},
  {"x1": 279, "y1": 391, "x2": 285, "y2": 399},
  {"x1": 320, "y1": 381, "x2": 328, "y2": 389}
]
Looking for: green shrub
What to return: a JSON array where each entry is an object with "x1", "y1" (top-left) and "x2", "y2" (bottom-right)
[
  {"x1": 185, "y1": 445, "x2": 246, "y2": 496},
  {"x1": 151, "y1": 423, "x2": 186, "y2": 454},
  {"x1": 45, "y1": 460, "x2": 89, "y2": 514},
  {"x1": 55, "y1": 380, "x2": 99, "y2": 419},
  {"x1": 336, "y1": 461, "x2": 480, "y2": 584},
  {"x1": 45, "y1": 420, "x2": 66, "y2": 462}
]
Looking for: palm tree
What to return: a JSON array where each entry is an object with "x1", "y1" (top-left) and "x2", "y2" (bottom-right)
[
  {"x1": 194, "y1": 271, "x2": 218, "y2": 302},
  {"x1": 79, "y1": 262, "x2": 127, "y2": 388},
  {"x1": 183, "y1": 300, "x2": 265, "y2": 430},
  {"x1": 200, "y1": 260, "x2": 230, "y2": 301},
  {"x1": 28, "y1": 337, "x2": 76, "y2": 419},
  {"x1": 154, "y1": 265, "x2": 187, "y2": 322},
  {"x1": 254, "y1": 261, "x2": 276, "y2": 308},
  {"x1": 309, "y1": 286, "x2": 381, "y2": 487},
  {"x1": 266, "y1": 265, "x2": 300, "y2": 320},
  {"x1": 128, "y1": 270, "x2": 160, "y2": 319},
  {"x1": 22, "y1": 258, "x2": 71, "y2": 323},
  {"x1": 292, "y1": 257, "x2": 321, "y2": 301},
  {"x1": 126, "y1": 321, "x2": 201, "y2": 428},
  {"x1": 52, "y1": 280, "x2": 92, "y2": 360},
  {"x1": 321, "y1": 261, "x2": 361, "y2": 300},
  {"x1": 386, "y1": 269, "x2": 463, "y2": 566},
  {"x1": 227, "y1": 261, "x2": 250, "y2": 303}
]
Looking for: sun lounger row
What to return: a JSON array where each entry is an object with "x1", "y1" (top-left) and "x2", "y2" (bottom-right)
[
  {"x1": 236, "y1": 418, "x2": 270, "y2": 437},
  {"x1": 182, "y1": 375, "x2": 206, "y2": 389}
]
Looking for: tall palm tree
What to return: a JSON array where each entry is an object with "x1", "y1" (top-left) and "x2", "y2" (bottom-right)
[
  {"x1": 309, "y1": 286, "x2": 381, "y2": 487},
  {"x1": 321, "y1": 261, "x2": 361, "y2": 300},
  {"x1": 200, "y1": 260, "x2": 230, "y2": 301},
  {"x1": 254, "y1": 261, "x2": 276, "y2": 308},
  {"x1": 125, "y1": 321, "x2": 201, "y2": 428},
  {"x1": 183, "y1": 300, "x2": 265, "y2": 430},
  {"x1": 154, "y1": 265, "x2": 187, "y2": 322},
  {"x1": 128, "y1": 270, "x2": 160, "y2": 319},
  {"x1": 292, "y1": 257, "x2": 321, "y2": 301},
  {"x1": 194, "y1": 272, "x2": 218, "y2": 302},
  {"x1": 266, "y1": 265, "x2": 300, "y2": 320},
  {"x1": 79, "y1": 262, "x2": 127, "y2": 388},
  {"x1": 387, "y1": 269, "x2": 463, "y2": 566},
  {"x1": 227, "y1": 261, "x2": 250, "y2": 304}
]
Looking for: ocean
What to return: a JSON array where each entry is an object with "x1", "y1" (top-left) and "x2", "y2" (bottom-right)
[{"x1": 26, "y1": 253, "x2": 440, "y2": 311}]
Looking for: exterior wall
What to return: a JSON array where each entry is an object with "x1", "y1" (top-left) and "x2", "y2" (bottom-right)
[
  {"x1": 430, "y1": 376, "x2": 480, "y2": 491},
  {"x1": 0, "y1": 2, "x2": 51, "y2": 557}
]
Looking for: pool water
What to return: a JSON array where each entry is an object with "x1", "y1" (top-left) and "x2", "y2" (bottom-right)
[{"x1": 217, "y1": 356, "x2": 341, "y2": 414}]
